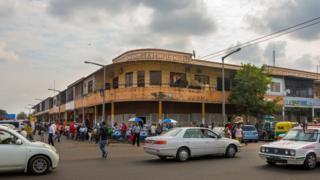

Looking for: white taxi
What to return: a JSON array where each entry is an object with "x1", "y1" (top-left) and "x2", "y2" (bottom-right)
[
  {"x1": 144, "y1": 127, "x2": 241, "y2": 161},
  {"x1": 259, "y1": 126, "x2": 320, "y2": 169},
  {"x1": 0, "y1": 125, "x2": 59, "y2": 174}
]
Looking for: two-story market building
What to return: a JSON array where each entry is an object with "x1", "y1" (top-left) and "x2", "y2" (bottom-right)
[{"x1": 32, "y1": 49, "x2": 320, "y2": 127}]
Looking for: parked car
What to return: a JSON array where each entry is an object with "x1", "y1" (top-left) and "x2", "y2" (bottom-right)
[
  {"x1": 242, "y1": 125, "x2": 259, "y2": 142},
  {"x1": 0, "y1": 120, "x2": 21, "y2": 130},
  {"x1": 259, "y1": 121, "x2": 275, "y2": 141},
  {"x1": 259, "y1": 125, "x2": 320, "y2": 169},
  {"x1": 144, "y1": 127, "x2": 241, "y2": 161},
  {"x1": 0, "y1": 125, "x2": 59, "y2": 174}
]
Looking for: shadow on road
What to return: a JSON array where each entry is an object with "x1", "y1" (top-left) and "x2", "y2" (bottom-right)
[
  {"x1": 133, "y1": 155, "x2": 241, "y2": 165},
  {"x1": 255, "y1": 163, "x2": 320, "y2": 173}
]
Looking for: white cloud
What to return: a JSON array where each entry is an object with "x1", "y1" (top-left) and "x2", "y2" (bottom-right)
[{"x1": 0, "y1": 42, "x2": 20, "y2": 63}]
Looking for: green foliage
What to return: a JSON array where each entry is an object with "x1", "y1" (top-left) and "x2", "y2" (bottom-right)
[
  {"x1": 229, "y1": 64, "x2": 281, "y2": 117},
  {"x1": 0, "y1": 109, "x2": 7, "y2": 115},
  {"x1": 17, "y1": 112, "x2": 27, "y2": 119}
]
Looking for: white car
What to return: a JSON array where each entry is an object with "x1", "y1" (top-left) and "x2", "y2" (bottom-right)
[
  {"x1": 0, "y1": 125, "x2": 59, "y2": 174},
  {"x1": 144, "y1": 127, "x2": 241, "y2": 161},
  {"x1": 259, "y1": 126, "x2": 320, "y2": 169}
]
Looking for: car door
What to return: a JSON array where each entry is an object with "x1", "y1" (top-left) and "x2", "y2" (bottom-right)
[
  {"x1": 201, "y1": 129, "x2": 219, "y2": 155},
  {"x1": 0, "y1": 129, "x2": 27, "y2": 171},
  {"x1": 183, "y1": 129, "x2": 206, "y2": 156}
]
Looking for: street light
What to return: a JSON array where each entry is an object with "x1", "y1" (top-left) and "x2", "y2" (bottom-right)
[
  {"x1": 84, "y1": 61, "x2": 106, "y2": 125},
  {"x1": 221, "y1": 48, "x2": 241, "y2": 126},
  {"x1": 48, "y1": 88, "x2": 62, "y2": 123}
]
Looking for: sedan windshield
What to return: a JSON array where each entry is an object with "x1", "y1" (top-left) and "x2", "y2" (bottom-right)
[
  {"x1": 159, "y1": 128, "x2": 182, "y2": 137},
  {"x1": 283, "y1": 129, "x2": 319, "y2": 142}
]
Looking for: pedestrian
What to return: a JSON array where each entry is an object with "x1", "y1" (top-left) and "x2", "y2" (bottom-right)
[
  {"x1": 98, "y1": 122, "x2": 108, "y2": 159},
  {"x1": 235, "y1": 124, "x2": 245, "y2": 145},
  {"x1": 48, "y1": 123, "x2": 55, "y2": 146},
  {"x1": 132, "y1": 123, "x2": 141, "y2": 147},
  {"x1": 25, "y1": 122, "x2": 34, "y2": 141},
  {"x1": 70, "y1": 122, "x2": 76, "y2": 140},
  {"x1": 120, "y1": 122, "x2": 127, "y2": 140},
  {"x1": 156, "y1": 123, "x2": 162, "y2": 135},
  {"x1": 150, "y1": 123, "x2": 156, "y2": 136},
  {"x1": 224, "y1": 124, "x2": 232, "y2": 138}
]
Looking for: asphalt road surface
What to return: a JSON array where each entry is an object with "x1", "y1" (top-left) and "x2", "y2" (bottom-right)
[{"x1": 1, "y1": 139, "x2": 319, "y2": 180}]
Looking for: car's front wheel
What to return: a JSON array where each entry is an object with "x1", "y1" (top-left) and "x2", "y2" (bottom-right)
[
  {"x1": 176, "y1": 147, "x2": 189, "y2": 162},
  {"x1": 266, "y1": 161, "x2": 276, "y2": 166},
  {"x1": 225, "y1": 145, "x2": 237, "y2": 158},
  {"x1": 28, "y1": 155, "x2": 51, "y2": 175},
  {"x1": 304, "y1": 153, "x2": 317, "y2": 169}
]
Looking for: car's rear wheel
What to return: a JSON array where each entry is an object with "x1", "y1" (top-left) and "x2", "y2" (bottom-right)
[
  {"x1": 176, "y1": 147, "x2": 189, "y2": 162},
  {"x1": 304, "y1": 153, "x2": 317, "y2": 169},
  {"x1": 28, "y1": 155, "x2": 50, "y2": 175},
  {"x1": 225, "y1": 145, "x2": 237, "y2": 158}
]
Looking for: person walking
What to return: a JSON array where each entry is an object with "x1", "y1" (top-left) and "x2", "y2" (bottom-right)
[
  {"x1": 120, "y1": 123, "x2": 127, "y2": 140},
  {"x1": 235, "y1": 124, "x2": 245, "y2": 145},
  {"x1": 48, "y1": 123, "x2": 55, "y2": 146},
  {"x1": 132, "y1": 123, "x2": 141, "y2": 147},
  {"x1": 98, "y1": 122, "x2": 108, "y2": 159}
]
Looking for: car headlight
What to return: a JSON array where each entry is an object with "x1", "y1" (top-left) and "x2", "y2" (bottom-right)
[
  {"x1": 285, "y1": 150, "x2": 289, "y2": 155},
  {"x1": 261, "y1": 147, "x2": 265, "y2": 153},
  {"x1": 289, "y1": 150, "x2": 295, "y2": 156},
  {"x1": 265, "y1": 148, "x2": 269, "y2": 153}
]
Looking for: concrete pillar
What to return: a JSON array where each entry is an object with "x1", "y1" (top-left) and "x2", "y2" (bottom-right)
[
  {"x1": 82, "y1": 107, "x2": 85, "y2": 123},
  {"x1": 312, "y1": 107, "x2": 315, "y2": 119},
  {"x1": 111, "y1": 102, "x2": 115, "y2": 126},
  {"x1": 282, "y1": 106, "x2": 285, "y2": 121},
  {"x1": 158, "y1": 101, "x2": 163, "y2": 123},
  {"x1": 94, "y1": 105, "x2": 97, "y2": 125},
  {"x1": 73, "y1": 110, "x2": 76, "y2": 122},
  {"x1": 202, "y1": 102, "x2": 205, "y2": 125}
]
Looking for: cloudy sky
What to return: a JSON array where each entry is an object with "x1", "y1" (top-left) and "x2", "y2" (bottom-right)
[{"x1": 1, "y1": 0, "x2": 320, "y2": 114}]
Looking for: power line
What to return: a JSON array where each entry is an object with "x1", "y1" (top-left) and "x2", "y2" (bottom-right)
[
  {"x1": 200, "y1": 16, "x2": 320, "y2": 60},
  {"x1": 203, "y1": 20, "x2": 320, "y2": 60}
]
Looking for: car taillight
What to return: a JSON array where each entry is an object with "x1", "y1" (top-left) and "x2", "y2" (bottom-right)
[
  {"x1": 154, "y1": 140, "x2": 167, "y2": 145},
  {"x1": 145, "y1": 140, "x2": 150, "y2": 144}
]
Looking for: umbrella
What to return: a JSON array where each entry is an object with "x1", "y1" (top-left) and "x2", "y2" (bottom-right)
[
  {"x1": 162, "y1": 118, "x2": 178, "y2": 124},
  {"x1": 128, "y1": 117, "x2": 142, "y2": 123}
]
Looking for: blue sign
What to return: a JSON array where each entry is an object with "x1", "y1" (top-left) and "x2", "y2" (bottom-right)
[
  {"x1": 285, "y1": 97, "x2": 313, "y2": 107},
  {"x1": 0, "y1": 114, "x2": 16, "y2": 120}
]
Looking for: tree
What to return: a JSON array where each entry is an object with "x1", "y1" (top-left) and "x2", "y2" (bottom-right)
[
  {"x1": 17, "y1": 112, "x2": 27, "y2": 119},
  {"x1": 229, "y1": 64, "x2": 281, "y2": 120},
  {"x1": 0, "y1": 109, "x2": 7, "y2": 115}
]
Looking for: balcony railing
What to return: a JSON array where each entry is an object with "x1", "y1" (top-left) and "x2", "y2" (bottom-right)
[{"x1": 71, "y1": 83, "x2": 228, "y2": 109}]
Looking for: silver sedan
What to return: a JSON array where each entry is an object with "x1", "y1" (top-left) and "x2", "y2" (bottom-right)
[{"x1": 144, "y1": 127, "x2": 241, "y2": 161}]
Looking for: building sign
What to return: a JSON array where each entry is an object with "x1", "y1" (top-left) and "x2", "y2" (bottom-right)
[
  {"x1": 285, "y1": 97, "x2": 313, "y2": 107},
  {"x1": 113, "y1": 49, "x2": 192, "y2": 64},
  {"x1": 66, "y1": 101, "x2": 74, "y2": 110}
]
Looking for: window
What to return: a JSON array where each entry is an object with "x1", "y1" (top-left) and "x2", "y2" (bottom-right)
[
  {"x1": 0, "y1": 130, "x2": 18, "y2": 144},
  {"x1": 183, "y1": 129, "x2": 204, "y2": 138},
  {"x1": 201, "y1": 129, "x2": 217, "y2": 138},
  {"x1": 125, "y1": 72, "x2": 133, "y2": 87},
  {"x1": 137, "y1": 71, "x2": 145, "y2": 87},
  {"x1": 217, "y1": 77, "x2": 231, "y2": 91},
  {"x1": 150, "y1": 71, "x2": 161, "y2": 85},
  {"x1": 195, "y1": 75, "x2": 209, "y2": 85},
  {"x1": 88, "y1": 80, "x2": 93, "y2": 93},
  {"x1": 113, "y1": 77, "x2": 119, "y2": 89},
  {"x1": 270, "y1": 82, "x2": 281, "y2": 92},
  {"x1": 170, "y1": 72, "x2": 187, "y2": 87},
  {"x1": 285, "y1": 78, "x2": 313, "y2": 98}
]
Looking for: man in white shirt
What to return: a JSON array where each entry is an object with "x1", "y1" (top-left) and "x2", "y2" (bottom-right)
[{"x1": 48, "y1": 123, "x2": 55, "y2": 146}]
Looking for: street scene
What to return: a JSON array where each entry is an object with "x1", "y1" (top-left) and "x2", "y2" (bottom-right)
[{"x1": 1, "y1": 0, "x2": 320, "y2": 179}]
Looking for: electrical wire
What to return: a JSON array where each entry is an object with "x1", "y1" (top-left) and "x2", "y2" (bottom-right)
[{"x1": 200, "y1": 16, "x2": 320, "y2": 60}]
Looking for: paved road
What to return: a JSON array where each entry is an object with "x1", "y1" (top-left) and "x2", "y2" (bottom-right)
[{"x1": 1, "y1": 139, "x2": 319, "y2": 180}]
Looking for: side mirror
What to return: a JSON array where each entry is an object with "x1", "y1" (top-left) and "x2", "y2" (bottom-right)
[{"x1": 16, "y1": 139, "x2": 23, "y2": 145}]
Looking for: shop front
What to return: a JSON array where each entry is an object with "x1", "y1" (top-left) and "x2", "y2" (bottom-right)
[{"x1": 284, "y1": 97, "x2": 313, "y2": 122}]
